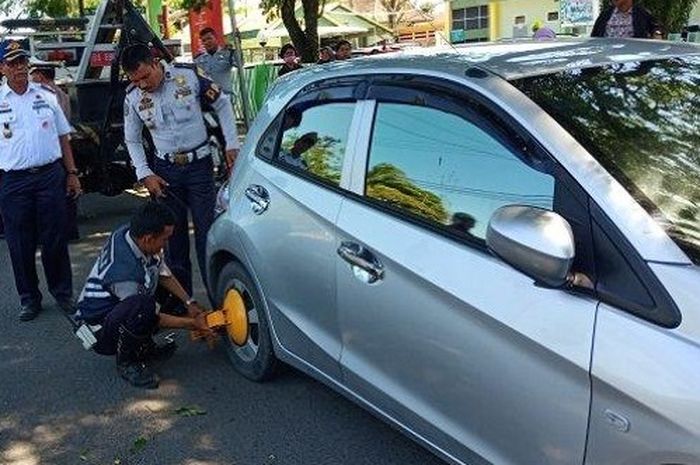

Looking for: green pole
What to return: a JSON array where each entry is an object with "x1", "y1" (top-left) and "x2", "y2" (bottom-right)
[{"x1": 147, "y1": 0, "x2": 163, "y2": 34}]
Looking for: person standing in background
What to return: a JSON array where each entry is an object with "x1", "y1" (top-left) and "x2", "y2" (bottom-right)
[{"x1": 30, "y1": 63, "x2": 80, "y2": 241}]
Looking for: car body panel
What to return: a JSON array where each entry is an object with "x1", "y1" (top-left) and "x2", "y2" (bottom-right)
[
  {"x1": 336, "y1": 195, "x2": 597, "y2": 465},
  {"x1": 205, "y1": 39, "x2": 700, "y2": 465}
]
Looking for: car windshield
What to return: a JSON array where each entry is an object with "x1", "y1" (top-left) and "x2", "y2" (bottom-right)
[{"x1": 512, "y1": 56, "x2": 700, "y2": 265}]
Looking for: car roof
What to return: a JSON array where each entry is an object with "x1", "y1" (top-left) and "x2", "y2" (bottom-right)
[{"x1": 287, "y1": 38, "x2": 700, "y2": 83}]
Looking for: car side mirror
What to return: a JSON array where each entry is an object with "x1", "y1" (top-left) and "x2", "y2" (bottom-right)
[{"x1": 486, "y1": 205, "x2": 575, "y2": 287}]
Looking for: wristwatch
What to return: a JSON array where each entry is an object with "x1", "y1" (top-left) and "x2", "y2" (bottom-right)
[{"x1": 67, "y1": 169, "x2": 79, "y2": 176}]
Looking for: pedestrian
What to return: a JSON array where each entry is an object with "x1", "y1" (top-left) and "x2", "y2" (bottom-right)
[
  {"x1": 0, "y1": 39, "x2": 81, "y2": 321},
  {"x1": 334, "y1": 40, "x2": 353, "y2": 60},
  {"x1": 532, "y1": 20, "x2": 557, "y2": 40},
  {"x1": 277, "y1": 43, "x2": 303, "y2": 77},
  {"x1": 30, "y1": 63, "x2": 80, "y2": 241},
  {"x1": 317, "y1": 46, "x2": 335, "y2": 64},
  {"x1": 73, "y1": 201, "x2": 214, "y2": 389},
  {"x1": 121, "y1": 44, "x2": 240, "y2": 312},
  {"x1": 591, "y1": 0, "x2": 662, "y2": 39},
  {"x1": 193, "y1": 27, "x2": 236, "y2": 96}
]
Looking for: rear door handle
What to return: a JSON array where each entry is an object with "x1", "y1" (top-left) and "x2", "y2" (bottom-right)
[
  {"x1": 245, "y1": 184, "x2": 269, "y2": 214},
  {"x1": 337, "y1": 241, "x2": 384, "y2": 284}
]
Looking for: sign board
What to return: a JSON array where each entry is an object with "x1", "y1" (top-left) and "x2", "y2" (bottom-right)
[
  {"x1": 89, "y1": 50, "x2": 114, "y2": 67},
  {"x1": 560, "y1": 0, "x2": 599, "y2": 27},
  {"x1": 450, "y1": 29, "x2": 466, "y2": 43},
  {"x1": 189, "y1": 0, "x2": 225, "y2": 56}
]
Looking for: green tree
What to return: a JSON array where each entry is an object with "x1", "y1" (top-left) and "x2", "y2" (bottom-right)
[
  {"x1": 259, "y1": 0, "x2": 322, "y2": 63},
  {"x1": 638, "y1": 0, "x2": 698, "y2": 33},
  {"x1": 367, "y1": 163, "x2": 449, "y2": 224}
]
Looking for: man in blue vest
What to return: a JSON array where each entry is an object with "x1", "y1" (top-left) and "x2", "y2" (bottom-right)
[{"x1": 74, "y1": 202, "x2": 213, "y2": 389}]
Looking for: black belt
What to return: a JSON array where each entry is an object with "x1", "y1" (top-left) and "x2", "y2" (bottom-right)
[{"x1": 9, "y1": 159, "x2": 60, "y2": 175}]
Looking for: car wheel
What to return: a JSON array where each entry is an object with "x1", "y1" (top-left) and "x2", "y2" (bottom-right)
[{"x1": 215, "y1": 261, "x2": 278, "y2": 381}]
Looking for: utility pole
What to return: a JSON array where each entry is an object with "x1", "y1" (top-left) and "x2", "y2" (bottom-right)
[{"x1": 227, "y1": 0, "x2": 252, "y2": 130}]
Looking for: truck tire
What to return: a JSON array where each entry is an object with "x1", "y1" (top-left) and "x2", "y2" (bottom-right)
[{"x1": 215, "y1": 261, "x2": 278, "y2": 381}]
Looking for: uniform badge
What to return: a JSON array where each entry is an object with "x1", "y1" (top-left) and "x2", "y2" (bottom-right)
[
  {"x1": 175, "y1": 75, "x2": 186, "y2": 86},
  {"x1": 3, "y1": 123, "x2": 12, "y2": 139},
  {"x1": 138, "y1": 96, "x2": 154, "y2": 111}
]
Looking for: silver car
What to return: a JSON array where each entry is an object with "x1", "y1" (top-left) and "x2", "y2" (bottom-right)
[{"x1": 206, "y1": 39, "x2": 700, "y2": 465}]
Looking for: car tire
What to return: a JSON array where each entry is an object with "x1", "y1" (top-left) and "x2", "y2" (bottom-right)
[{"x1": 215, "y1": 261, "x2": 278, "y2": 381}]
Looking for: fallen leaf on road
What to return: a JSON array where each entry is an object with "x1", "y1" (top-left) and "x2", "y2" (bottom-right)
[
  {"x1": 174, "y1": 405, "x2": 207, "y2": 417},
  {"x1": 131, "y1": 436, "x2": 148, "y2": 453}
]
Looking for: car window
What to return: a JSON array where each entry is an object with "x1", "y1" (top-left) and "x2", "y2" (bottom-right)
[
  {"x1": 275, "y1": 102, "x2": 355, "y2": 187},
  {"x1": 365, "y1": 102, "x2": 555, "y2": 242},
  {"x1": 513, "y1": 58, "x2": 700, "y2": 264}
]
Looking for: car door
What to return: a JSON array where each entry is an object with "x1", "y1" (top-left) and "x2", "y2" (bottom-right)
[
  {"x1": 335, "y1": 77, "x2": 598, "y2": 465},
  {"x1": 234, "y1": 80, "x2": 363, "y2": 379}
]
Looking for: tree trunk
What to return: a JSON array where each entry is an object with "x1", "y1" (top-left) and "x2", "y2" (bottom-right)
[{"x1": 279, "y1": 0, "x2": 319, "y2": 63}]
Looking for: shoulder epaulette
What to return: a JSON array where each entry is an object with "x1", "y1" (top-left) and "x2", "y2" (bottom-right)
[
  {"x1": 126, "y1": 83, "x2": 137, "y2": 94},
  {"x1": 174, "y1": 62, "x2": 197, "y2": 70},
  {"x1": 39, "y1": 84, "x2": 56, "y2": 94}
]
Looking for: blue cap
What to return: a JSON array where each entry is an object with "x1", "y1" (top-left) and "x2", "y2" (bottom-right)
[{"x1": 0, "y1": 39, "x2": 30, "y2": 63}]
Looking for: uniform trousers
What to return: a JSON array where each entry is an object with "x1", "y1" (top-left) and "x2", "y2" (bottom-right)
[
  {"x1": 0, "y1": 160, "x2": 72, "y2": 306},
  {"x1": 153, "y1": 155, "x2": 215, "y2": 297},
  {"x1": 92, "y1": 294, "x2": 159, "y2": 356}
]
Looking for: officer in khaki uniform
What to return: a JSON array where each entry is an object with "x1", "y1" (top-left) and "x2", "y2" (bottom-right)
[
  {"x1": 0, "y1": 39, "x2": 81, "y2": 321},
  {"x1": 121, "y1": 44, "x2": 239, "y2": 307}
]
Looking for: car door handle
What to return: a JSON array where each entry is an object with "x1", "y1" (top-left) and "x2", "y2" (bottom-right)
[
  {"x1": 337, "y1": 241, "x2": 384, "y2": 284},
  {"x1": 245, "y1": 184, "x2": 269, "y2": 215}
]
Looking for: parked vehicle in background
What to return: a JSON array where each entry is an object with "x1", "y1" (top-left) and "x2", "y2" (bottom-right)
[
  {"x1": 2, "y1": 0, "x2": 182, "y2": 195},
  {"x1": 207, "y1": 39, "x2": 700, "y2": 465}
]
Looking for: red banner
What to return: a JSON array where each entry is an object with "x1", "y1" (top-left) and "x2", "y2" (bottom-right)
[{"x1": 188, "y1": 0, "x2": 225, "y2": 55}]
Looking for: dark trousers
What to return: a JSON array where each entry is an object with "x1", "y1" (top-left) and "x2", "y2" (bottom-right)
[
  {"x1": 0, "y1": 161, "x2": 72, "y2": 306},
  {"x1": 153, "y1": 156, "x2": 215, "y2": 297},
  {"x1": 93, "y1": 294, "x2": 159, "y2": 356}
]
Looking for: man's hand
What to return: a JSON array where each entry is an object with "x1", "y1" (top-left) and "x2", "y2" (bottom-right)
[
  {"x1": 143, "y1": 174, "x2": 168, "y2": 197},
  {"x1": 66, "y1": 173, "x2": 82, "y2": 198},
  {"x1": 186, "y1": 300, "x2": 207, "y2": 318},
  {"x1": 224, "y1": 149, "x2": 239, "y2": 173},
  {"x1": 192, "y1": 312, "x2": 215, "y2": 338}
]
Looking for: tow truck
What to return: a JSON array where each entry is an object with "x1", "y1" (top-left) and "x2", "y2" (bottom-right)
[{"x1": 2, "y1": 0, "x2": 228, "y2": 195}]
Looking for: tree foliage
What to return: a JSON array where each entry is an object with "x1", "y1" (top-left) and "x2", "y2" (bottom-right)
[
  {"x1": 367, "y1": 163, "x2": 449, "y2": 224},
  {"x1": 639, "y1": 0, "x2": 698, "y2": 33},
  {"x1": 515, "y1": 57, "x2": 700, "y2": 262},
  {"x1": 260, "y1": 0, "x2": 322, "y2": 63}
]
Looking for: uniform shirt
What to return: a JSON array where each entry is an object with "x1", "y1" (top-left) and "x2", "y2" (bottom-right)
[
  {"x1": 194, "y1": 47, "x2": 236, "y2": 94},
  {"x1": 76, "y1": 225, "x2": 172, "y2": 323},
  {"x1": 123, "y1": 62, "x2": 239, "y2": 180},
  {"x1": 605, "y1": 8, "x2": 634, "y2": 38},
  {"x1": 0, "y1": 82, "x2": 71, "y2": 171}
]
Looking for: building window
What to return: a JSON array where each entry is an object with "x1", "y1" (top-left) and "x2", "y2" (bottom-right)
[
  {"x1": 514, "y1": 15, "x2": 526, "y2": 25},
  {"x1": 451, "y1": 4, "x2": 489, "y2": 43},
  {"x1": 547, "y1": 11, "x2": 559, "y2": 21}
]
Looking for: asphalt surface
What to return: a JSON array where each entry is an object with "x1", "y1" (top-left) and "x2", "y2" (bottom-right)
[{"x1": 0, "y1": 192, "x2": 445, "y2": 465}]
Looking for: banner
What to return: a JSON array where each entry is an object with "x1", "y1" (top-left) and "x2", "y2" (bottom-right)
[
  {"x1": 189, "y1": 0, "x2": 225, "y2": 55},
  {"x1": 560, "y1": 0, "x2": 599, "y2": 27}
]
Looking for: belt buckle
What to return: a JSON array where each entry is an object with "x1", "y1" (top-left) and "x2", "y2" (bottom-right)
[{"x1": 173, "y1": 152, "x2": 189, "y2": 166}]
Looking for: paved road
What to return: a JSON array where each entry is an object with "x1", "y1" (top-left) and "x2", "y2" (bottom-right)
[{"x1": 0, "y1": 193, "x2": 446, "y2": 465}]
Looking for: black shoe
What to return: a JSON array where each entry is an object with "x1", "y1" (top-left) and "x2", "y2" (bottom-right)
[
  {"x1": 56, "y1": 298, "x2": 76, "y2": 315},
  {"x1": 142, "y1": 339, "x2": 177, "y2": 363},
  {"x1": 19, "y1": 303, "x2": 41, "y2": 322},
  {"x1": 117, "y1": 361, "x2": 159, "y2": 389}
]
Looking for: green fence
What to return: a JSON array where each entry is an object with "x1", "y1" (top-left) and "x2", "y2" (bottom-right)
[{"x1": 230, "y1": 62, "x2": 279, "y2": 125}]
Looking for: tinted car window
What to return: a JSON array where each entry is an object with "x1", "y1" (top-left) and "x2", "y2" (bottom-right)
[
  {"x1": 513, "y1": 57, "x2": 700, "y2": 264},
  {"x1": 275, "y1": 103, "x2": 355, "y2": 187},
  {"x1": 365, "y1": 102, "x2": 555, "y2": 242}
]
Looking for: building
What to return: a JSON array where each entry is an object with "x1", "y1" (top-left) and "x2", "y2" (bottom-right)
[{"x1": 445, "y1": 0, "x2": 600, "y2": 43}]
